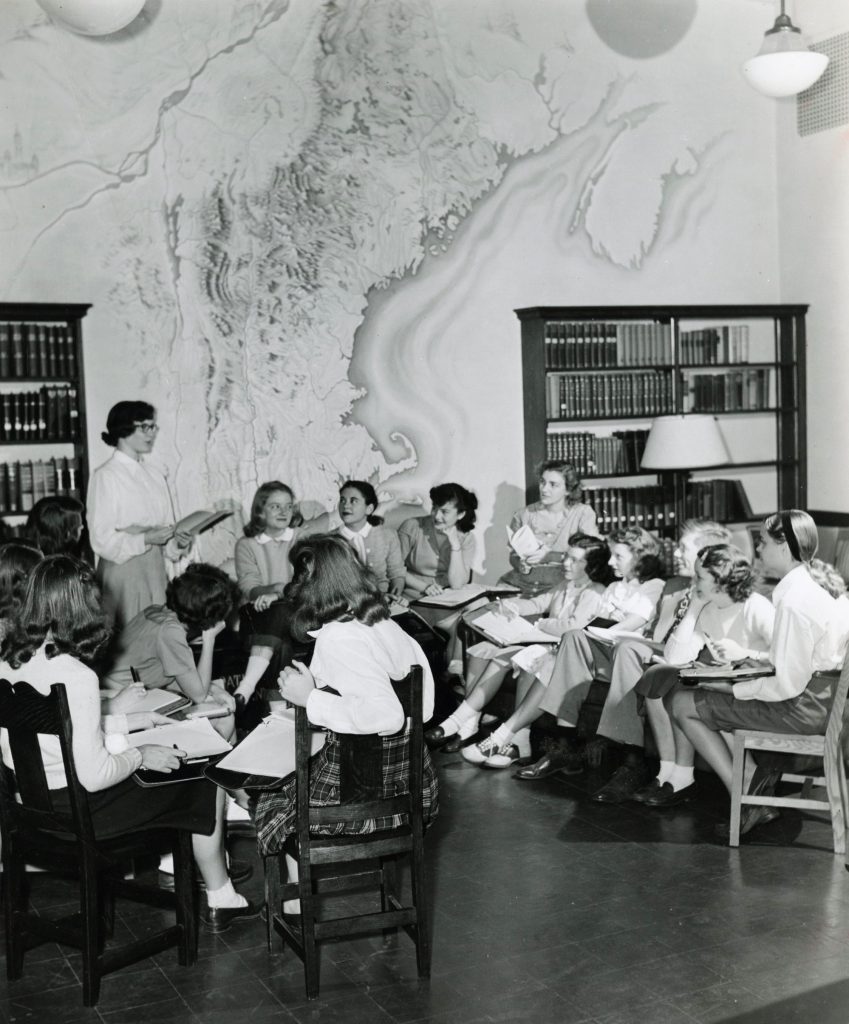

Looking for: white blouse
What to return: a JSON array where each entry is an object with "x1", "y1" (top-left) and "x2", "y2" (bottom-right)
[{"x1": 305, "y1": 618, "x2": 435, "y2": 736}]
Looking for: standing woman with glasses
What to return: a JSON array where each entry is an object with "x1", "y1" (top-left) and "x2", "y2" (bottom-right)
[{"x1": 87, "y1": 401, "x2": 193, "y2": 627}]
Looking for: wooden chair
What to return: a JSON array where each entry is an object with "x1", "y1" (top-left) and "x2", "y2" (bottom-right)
[
  {"x1": 0, "y1": 679, "x2": 198, "y2": 1006},
  {"x1": 264, "y1": 666, "x2": 431, "y2": 999},
  {"x1": 729, "y1": 655, "x2": 849, "y2": 853}
]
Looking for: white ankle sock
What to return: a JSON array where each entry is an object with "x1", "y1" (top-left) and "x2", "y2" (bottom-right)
[
  {"x1": 658, "y1": 760, "x2": 675, "y2": 785},
  {"x1": 443, "y1": 701, "x2": 480, "y2": 738},
  {"x1": 512, "y1": 727, "x2": 531, "y2": 757},
  {"x1": 207, "y1": 879, "x2": 248, "y2": 909},
  {"x1": 490, "y1": 724, "x2": 514, "y2": 747},
  {"x1": 668, "y1": 765, "x2": 694, "y2": 792}
]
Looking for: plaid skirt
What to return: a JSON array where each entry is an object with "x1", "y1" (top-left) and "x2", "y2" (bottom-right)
[{"x1": 254, "y1": 727, "x2": 439, "y2": 856}]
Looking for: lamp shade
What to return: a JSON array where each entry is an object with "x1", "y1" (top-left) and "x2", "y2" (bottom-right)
[
  {"x1": 640, "y1": 415, "x2": 730, "y2": 470},
  {"x1": 741, "y1": 7, "x2": 829, "y2": 98},
  {"x1": 35, "y1": 0, "x2": 147, "y2": 36}
]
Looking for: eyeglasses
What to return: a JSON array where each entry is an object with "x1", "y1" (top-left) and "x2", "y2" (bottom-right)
[{"x1": 134, "y1": 421, "x2": 158, "y2": 435}]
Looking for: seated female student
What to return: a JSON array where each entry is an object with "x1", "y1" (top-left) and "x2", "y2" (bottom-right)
[
  {"x1": 397, "y1": 482, "x2": 478, "y2": 674},
  {"x1": 335, "y1": 480, "x2": 405, "y2": 597},
  {"x1": 252, "y1": 535, "x2": 438, "y2": 908},
  {"x1": 25, "y1": 496, "x2": 86, "y2": 558},
  {"x1": 425, "y1": 534, "x2": 612, "y2": 751},
  {"x1": 102, "y1": 562, "x2": 239, "y2": 739},
  {"x1": 0, "y1": 556, "x2": 257, "y2": 931},
  {"x1": 499, "y1": 461, "x2": 598, "y2": 597},
  {"x1": 632, "y1": 544, "x2": 774, "y2": 807},
  {"x1": 671, "y1": 510, "x2": 849, "y2": 838},
  {"x1": 466, "y1": 526, "x2": 664, "y2": 769}
]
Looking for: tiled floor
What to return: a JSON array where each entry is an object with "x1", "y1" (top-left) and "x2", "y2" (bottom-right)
[{"x1": 3, "y1": 751, "x2": 849, "y2": 1023}]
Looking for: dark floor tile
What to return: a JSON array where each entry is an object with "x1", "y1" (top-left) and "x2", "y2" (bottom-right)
[
  {"x1": 177, "y1": 976, "x2": 284, "y2": 1017},
  {"x1": 87, "y1": 966, "x2": 178, "y2": 1013},
  {"x1": 287, "y1": 989, "x2": 394, "y2": 1024},
  {"x1": 366, "y1": 977, "x2": 470, "y2": 1023},
  {"x1": 98, "y1": 995, "x2": 192, "y2": 1024},
  {"x1": 668, "y1": 979, "x2": 771, "y2": 1024},
  {"x1": 3, "y1": 984, "x2": 102, "y2": 1023},
  {"x1": 2, "y1": 957, "x2": 79, "y2": 998}
]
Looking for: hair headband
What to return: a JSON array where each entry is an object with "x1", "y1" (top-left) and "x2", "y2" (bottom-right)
[{"x1": 780, "y1": 512, "x2": 802, "y2": 562}]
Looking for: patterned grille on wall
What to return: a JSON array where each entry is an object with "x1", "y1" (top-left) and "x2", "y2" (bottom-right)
[{"x1": 798, "y1": 32, "x2": 849, "y2": 136}]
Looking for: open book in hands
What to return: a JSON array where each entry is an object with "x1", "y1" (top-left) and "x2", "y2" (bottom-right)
[{"x1": 507, "y1": 524, "x2": 543, "y2": 559}]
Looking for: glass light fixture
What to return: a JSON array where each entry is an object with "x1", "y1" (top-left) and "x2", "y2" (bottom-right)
[
  {"x1": 34, "y1": 0, "x2": 147, "y2": 36},
  {"x1": 742, "y1": 1, "x2": 829, "y2": 98}
]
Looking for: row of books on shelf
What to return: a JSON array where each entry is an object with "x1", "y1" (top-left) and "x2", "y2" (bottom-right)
[
  {"x1": 546, "y1": 370, "x2": 673, "y2": 420},
  {"x1": 543, "y1": 321, "x2": 757, "y2": 369},
  {"x1": 0, "y1": 386, "x2": 79, "y2": 442},
  {"x1": 544, "y1": 321, "x2": 672, "y2": 368},
  {"x1": 580, "y1": 478, "x2": 753, "y2": 533},
  {"x1": 545, "y1": 429, "x2": 650, "y2": 475},
  {"x1": 0, "y1": 322, "x2": 78, "y2": 379},
  {"x1": 0, "y1": 458, "x2": 82, "y2": 514},
  {"x1": 679, "y1": 325, "x2": 751, "y2": 366},
  {"x1": 680, "y1": 368, "x2": 775, "y2": 413}
]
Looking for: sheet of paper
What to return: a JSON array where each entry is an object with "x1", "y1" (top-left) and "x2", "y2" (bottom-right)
[
  {"x1": 510, "y1": 643, "x2": 552, "y2": 672},
  {"x1": 125, "y1": 718, "x2": 232, "y2": 759},
  {"x1": 507, "y1": 524, "x2": 544, "y2": 558},
  {"x1": 102, "y1": 687, "x2": 191, "y2": 716},
  {"x1": 585, "y1": 627, "x2": 659, "y2": 648},
  {"x1": 215, "y1": 712, "x2": 325, "y2": 778},
  {"x1": 175, "y1": 508, "x2": 233, "y2": 535},
  {"x1": 472, "y1": 610, "x2": 557, "y2": 646},
  {"x1": 414, "y1": 583, "x2": 488, "y2": 607}
]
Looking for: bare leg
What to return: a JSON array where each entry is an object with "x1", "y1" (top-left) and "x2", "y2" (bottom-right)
[
  {"x1": 671, "y1": 689, "x2": 733, "y2": 791},
  {"x1": 466, "y1": 662, "x2": 513, "y2": 711},
  {"x1": 502, "y1": 678, "x2": 548, "y2": 733},
  {"x1": 192, "y1": 786, "x2": 228, "y2": 890},
  {"x1": 645, "y1": 697, "x2": 676, "y2": 763},
  {"x1": 233, "y1": 646, "x2": 273, "y2": 700}
]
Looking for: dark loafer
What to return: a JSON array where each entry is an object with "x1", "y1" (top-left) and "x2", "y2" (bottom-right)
[
  {"x1": 715, "y1": 805, "x2": 780, "y2": 842},
  {"x1": 592, "y1": 764, "x2": 651, "y2": 804},
  {"x1": 424, "y1": 726, "x2": 451, "y2": 748},
  {"x1": 631, "y1": 778, "x2": 664, "y2": 804},
  {"x1": 644, "y1": 781, "x2": 696, "y2": 807},
  {"x1": 514, "y1": 749, "x2": 583, "y2": 780},
  {"x1": 203, "y1": 898, "x2": 263, "y2": 933}
]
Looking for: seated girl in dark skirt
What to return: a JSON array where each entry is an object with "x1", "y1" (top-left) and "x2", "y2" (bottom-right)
[
  {"x1": 0, "y1": 556, "x2": 257, "y2": 930},
  {"x1": 253, "y1": 535, "x2": 437, "y2": 911}
]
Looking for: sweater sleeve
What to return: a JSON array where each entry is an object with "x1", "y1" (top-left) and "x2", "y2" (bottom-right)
[
  {"x1": 234, "y1": 538, "x2": 264, "y2": 598},
  {"x1": 87, "y1": 468, "x2": 148, "y2": 565},
  {"x1": 384, "y1": 527, "x2": 406, "y2": 587},
  {"x1": 65, "y1": 662, "x2": 142, "y2": 792}
]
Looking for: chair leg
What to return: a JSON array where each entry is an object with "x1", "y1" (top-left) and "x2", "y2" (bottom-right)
[
  {"x1": 409, "y1": 839, "x2": 431, "y2": 978},
  {"x1": 3, "y1": 845, "x2": 26, "y2": 980},
  {"x1": 380, "y1": 856, "x2": 399, "y2": 941},
  {"x1": 823, "y1": 740, "x2": 848, "y2": 856},
  {"x1": 299, "y1": 872, "x2": 320, "y2": 999},
  {"x1": 173, "y1": 831, "x2": 197, "y2": 966},
  {"x1": 80, "y1": 865, "x2": 103, "y2": 1007},
  {"x1": 729, "y1": 735, "x2": 747, "y2": 848},
  {"x1": 264, "y1": 854, "x2": 282, "y2": 953}
]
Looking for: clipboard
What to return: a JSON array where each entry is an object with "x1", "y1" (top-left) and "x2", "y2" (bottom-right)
[{"x1": 134, "y1": 753, "x2": 226, "y2": 787}]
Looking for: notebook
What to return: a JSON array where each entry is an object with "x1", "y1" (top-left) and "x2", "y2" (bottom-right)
[{"x1": 102, "y1": 687, "x2": 192, "y2": 717}]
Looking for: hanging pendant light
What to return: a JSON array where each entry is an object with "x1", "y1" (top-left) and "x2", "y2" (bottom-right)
[{"x1": 742, "y1": 1, "x2": 829, "y2": 98}]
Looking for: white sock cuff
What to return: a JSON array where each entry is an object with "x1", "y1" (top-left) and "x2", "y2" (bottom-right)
[{"x1": 658, "y1": 760, "x2": 675, "y2": 784}]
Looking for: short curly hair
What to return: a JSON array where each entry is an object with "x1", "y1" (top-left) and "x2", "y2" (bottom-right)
[
  {"x1": 697, "y1": 544, "x2": 755, "y2": 604},
  {"x1": 607, "y1": 527, "x2": 664, "y2": 583},
  {"x1": 166, "y1": 563, "x2": 240, "y2": 633},
  {"x1": 429, "y1": 483, "x2": 478, "y2": 533}
]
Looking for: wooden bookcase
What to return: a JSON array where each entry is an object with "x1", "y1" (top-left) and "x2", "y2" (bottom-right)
[
  {"x1": 515, "y1": 305, "x2": 806, "y2": 534},
  {"x1": 0, "y1": 303, "x2": 90, "y2": 523}
]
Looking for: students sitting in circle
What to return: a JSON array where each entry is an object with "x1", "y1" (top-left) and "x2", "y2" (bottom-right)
[
  {"x1": 425, "y1": 534, "x2": 612, "y2": 752},
  {"x1": 517, "y1": 520, "x2": 732, "y2": 799},
  {"x1": 0, "y1": 555, "x2": 257, "y2": 932},
  {"x1": 671, "y1": 510, "x2": 849, "y2": 839},
  {"x1": 633, "y1": 543, "x2": 774, "y2": 807},
  {"x1": 463, "y1": 526, "x2": 664, "y2": 769},
  {"x1": 102, "y1": 563, "x2": 240, "y2": 739},
  {"x1": 499, "y1": 461, "x2": 598, "y2": 597}
]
